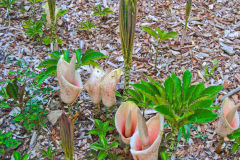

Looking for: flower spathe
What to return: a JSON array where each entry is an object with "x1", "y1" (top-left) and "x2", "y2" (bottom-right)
[
  {"x1": 115, "y1": 101, "x2": 140, "y2": 144},
  {"x1": 84, "y1": 67, "x2": 105, "y2": 104},
  {"x1": 130, "y1": 113, "x2": 164, "y2": 160},
  {"x1": 57, "y1": 54, "x2": 83, "y2": 104},
  {"x1": 100, "y1": 68, "x2": 123, "y2": 107},
  {"x1": 216, "y1": 98, "x2": 240, "y2": 137}
]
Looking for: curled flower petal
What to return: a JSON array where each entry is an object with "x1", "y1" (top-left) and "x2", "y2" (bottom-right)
[
  {"x1": 115, "y1": 101, "x2": 140, "y2": 144},
  {"x1": 85, "y1": 67, "x2": 105, "y2": 104},
  {"x1": 101, "y1": 68, "x2": 123, "y2": 107},
  {"x1": 57, "y1": 54, "x2": 83, "y2": 104},
  {"x1": 216, "y1": 98, "x2": 240, "y2": 137},
  {"x1": 130, "y1": 114, "x2": 164, "y2": 160}
]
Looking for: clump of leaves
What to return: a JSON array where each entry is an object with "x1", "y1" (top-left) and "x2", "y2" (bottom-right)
[
  {"x1": 78, "y1": 19, "x2": 97, "y2": 31},
  {"x1": 36, "y1": 48, "x2": 107, "y2": 85},
  {"x1": 0, "y1": 0, "x2": 16, "y2": 26},
  {"x1": 41, "y1": 146, "x2": 58, "y2": 159},
  {"x1": 131, "y1": 70, "x2": 222, "y2": 157},
  {"x1": 141, "y1": 26, "x2": 179, "y2": 70},
  {"x1": 88, "y1": 119, "x2": 119, "y2": 160},
  {"x1": 228, "y1": 128, "x2": 240, "y2": 153},
  {"x1": 13, "y1": 151, "x2": 33, "y2": 160},
  {"x1": 0, "y1": 130, "x2": 21, "y2": 155},
  {"x1": 93, "y1": 4, "x2": 113, "y2": 20},
  {"x1": 42, "y1": 36, "x2": 64, "y2": 46},
  {"x1": 22, "y1": 18, "x2": 43, "y2": 41},
  {"x1": 203, "y1": 59, "x2": 219, "y2": 80}
]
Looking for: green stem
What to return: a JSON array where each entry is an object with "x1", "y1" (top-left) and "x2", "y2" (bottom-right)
[
  {"x1": 154, "y1": 42, "x2": 160, "y2": 70},
  {"x1": 123, "y1": 64, "x2": 130, "y2": 101}
]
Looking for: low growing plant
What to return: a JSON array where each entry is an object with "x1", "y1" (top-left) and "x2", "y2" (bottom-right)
[
  {"x1": 36, "y1": 48, "x2": 107, "y2": 85},
  {"x1": 22, "y1": 18, "x2": 43, "y2": 42},
  {"x1": 88, "y1": 119, "x2": 119, "y2": 160},
  {"x1": 0, "y1": 0, "x2": 16, "y2": 26},
  {"x1": 228, "y1": 128, "x2": 240, "y2": 153},
  {"x1": 78, "y1": 19, "x2": 97, "y2": 31},
  {"x1": 131, "y1": 69, "x2": 222, "y2": 158},
  {"x1": 41, "y1": 146, "x2": 58, "y2": 159},
  {"x1": 93, "y1": 4, "x2": 113, "y2": 20},
  {"x1": 141, "y1": 26, "x2": 179, "y2": 70},
  {"x1": 0, "y1": 130, "x2": 21, "y2": 155},
  {"x1": 203, "y1": 59, "x2": 219, "y2": 80}
]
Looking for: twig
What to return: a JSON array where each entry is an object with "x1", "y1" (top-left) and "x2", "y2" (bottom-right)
[{"x1": 220, "y1": 86, "x2": 240, "y2": 101}]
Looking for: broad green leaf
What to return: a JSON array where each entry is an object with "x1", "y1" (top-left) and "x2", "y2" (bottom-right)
[
  {"x1": 200, "y1": 85, "x2": 223, "y2": 98},
  {"x1": 13, "y1": 151, "x2": 20, "y2": 160},
  {"x1": 0, "y1": 101, "x2": 10, "y2": 108},
  {"x1": 128, "y1": 89, "x2": 141, "y2": 101},
  {"x1": 56, "y1": 9, "x2": 69, "y2": 18},
  {"x1": 48, "y1": 51, "x2": 61, "y2": 59},
  {"x1": 189, "y1": 109, "x2": 218, "y2": 123},
  {"x1": 141, "y1": 27, "x2": 158, "y2": 40},
  {"x1": 99, "y1": 136, "x2": 107, "y2": 148},
  {"x1": 90, "y1": 143, "x2": 104, "y2": 150},
  {"x1": 98, "y1": 150, "x2": 108, "y2": 160},
  {"x1": 108, "y1": 142, "x2": 119, "y2": 149},
  {"x1": 22, "y1": 154, "x2": 29, "y2": 160},
  {"x1": 172, "y1": 72, "x2": 182, "y2": 110},
  {"x1": 94, "y1": 119, "x2": 102, "y2": 129},
  {"x1": 140, "y1": 80, "x2": 160, "y2": 96},
  {"x1": 81, "y1": 49, "x2": 107, "y2": 63},
  {"x1": 74, "y1": 49, "x2": 82, "y2": 64},
  {"x1": 188, "y1": 97, "x2": 214, "y2": 111},
  {"x1": 188, "y1": 82, "x2": 205, "y2": 104},
  {"x1": 38, "y1": 59, "x2": 58, "y2": 68},
  {"x1": 164, "y1": 76, "x2": 173, "y2": 104},
  {"x1": 154, "y1": 105, "x2": 176, "y2": 122},
  {"x1": 160, "y1": 152, "x2": 169, "y2": 160},
  {"x1": 62, "y1": 50, "x2": 70, "y2": 62},
  {"x1": 228, "y1": 128, "x2": 240, "y2": 139},
  {"x1": 232, "y1": 143, "x2": 239, "y2": 153},
  {"x1": 182, "y1": 70, "x2": 192, "y2": 102},
  {"x1": 88, "y1": 129, "x2": 99, "y2": 135},
  {"x1": 155, "y1": 96, "x2": 169, "y2": 106}
]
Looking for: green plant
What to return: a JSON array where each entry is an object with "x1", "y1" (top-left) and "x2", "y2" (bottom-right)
[
  {"x1": 88, "y1": 119, "x2": 119, "y2": 160},
  {"x1": 93, "y1": 4, "x2": 113, "y2": 19},
  {"x1": 13, "y1": 151, "x2": 29, "y2": 160},
  {"x1": 181, "y1": 0, "x2": 192, "y2": 46},
  {"x1": 131, "y1": 70, "x2": 222, "y2": 157},
  {"x1": 0, "y1": 0, "x2": 16, "y2": 26},
  {"x1": 36, "y1": 48, "x2": 107, "y2": 85},
  {"x1": 228, "y1": 128, "x2": 240, "y2": 152},
  {"x1": 141, "y1": 26, "x2": 179, "y2": 70},
  {"x1": 41, "y1": 146, "x2": 58, "y2": 159},
  {"x1": 22, "y1": 19, "x2": 43, "y2": 40},
  {"x1": 78, "y1": 20, "x2": 97, "y2": 31},
  {"x1": 0, "y1": 130, "x2": 21, "y2": 155},
  {"x1": 119, "y1": 0, "x2": 137, "y2": 100},
  {"x1": 203, "y1": 59, "x2": 219, "y2": 80},
  {"x1": 43, "y1": 36, "x2": 64, "y2": 46}
]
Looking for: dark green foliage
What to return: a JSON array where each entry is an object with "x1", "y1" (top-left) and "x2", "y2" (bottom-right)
[
  {"x1": 36, "y1": 48, "x2": 107, "y2": 85},
  {"x1": 228, "y1": 128, "x2": 240, "y2": 152},
  {"x1": 88, "y1": 119, "x2": 119, "y2": 160},
  {"x1": 13, "y1": 151, "x2": 29, "y2": 160},
  {"x1": 22, "y1": 19, "x2": 43, "y2": 39},
  {"x1": 0, "y1": 130, "x2": 21, "y2": 155}
]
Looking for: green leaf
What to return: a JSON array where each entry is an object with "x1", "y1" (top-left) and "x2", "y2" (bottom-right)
[
  {"x1": 160, "y1": 152, "x2": 169, "y2": 160},
  {"x1": 63, "y1": 50, "x2": 70, "y2": 63},
  {"x1": 90, "y1": 143, "x2": 104, "y2": 150},
  {"x1": 0, "y1": 101, "x2": 11, "y2": 108},
  {"x1": 128, "y1": 89, "x2": 141, "y2": 102},
  {"x1": 188, "y1": 97, "x2": 214, "y2": 111},
  {"x1": 98, "y1": 150, "x2": 108, "y2": 160},
  {"x1": 94, "y1": 119, "x2": 102, "y2": 129},
  {"x1": 74, "y1": 48, "x2": 82, "y2": 64},
  {"x1": 22, "y1": 154, "x2": 30, "y2": 160},
  {"x1": 188, "y1": 82, "x2": 205, "y2": 104},
  {"x1": 99, "y1": 136, "x2": 107, "y2": 148},
  {"x1": 182, "y1": 70, "x2": 192, "y2": 102},
  {"x1": 164, "y1": 76, "x2": 173, "y2": 104},
  {"x1": 200, "y1": 85, "x2": 223, "y2": 98},
  {"x1": 154, "y1": 105, "x2": 176, "y2": 122},
  {"x1": 141, "y1": 27, "x2": 158, "y2": 40},
  {"x1": 81, "y1": 49, "x2": 107, "y2": 63},
  {"x1": 228, "y1": 128, "x2": 240, "y2": 139},
  {"x1": 13, "y1": 151, "x2": 21, "y2": 160},
  {"x1": 6, "y1": 82, "x2": 18, "y2": 100},
  {"x1": 108, "y1": 141, "x2": 119, "y2": 149},
  {"x1": 232, "y1": 143, "x2": 239, "y2": 153},
  {"x1": 189, "y1": 109, "x2": 218, "y2": 123},
  {"x1": 88, "y1": 129, "x2": 99, "y2": 135},
  {"x1": 172, "y1": 72, "x2": 182, "y2": 110},
  {"x1": 56, "y1": 9, "x2": 69, "y2": 18},
  {"x1": 48, "y1": 51, "x2": 61, "y2": 59},
  {"x1": 37, "y1": 59, "x2": 58, "y2": 68}
]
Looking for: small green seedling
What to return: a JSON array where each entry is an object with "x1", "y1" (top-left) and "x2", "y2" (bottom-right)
[
  {"x1": 203, "y1": 59, "x2": 219, "y2": 80},
  {"x1": 228, "y1": 128, "x2": 240, "y2": 153},
  {"x1": 79, "y1": 19, "x2": 97, "y2": 31},
  {"x1": 93, "y1": 4, "x2": 113, "y2": 19},
  {"x1": 88, "y1": 119, "x2": 119, "y2": 160},
  {"x1": 41, "y1": 146, "x2": 58, "y2": 159},
  {"x1": 13, "y1": 151, "x2": 29, "y2": 160},
  {"x1": 141, "y1": 26, "x2": 178, "y2": 70},
  {"x1": 0, "y1": 130, "x2": 21, "y2": 155},
  {"x1": 22, "y1": 19, "x2": 43, "y2": 40}
]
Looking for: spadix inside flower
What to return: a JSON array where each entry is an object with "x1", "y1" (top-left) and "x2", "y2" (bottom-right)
[
  {"x1": 115, "y1": 101, "x2": 140, "y2": 144},
  {"x1": 101, "y1": 68, "x2": 123, "y2": 107},
  {"x1": 130, "y1": 114, "x2": 164, "y2": 160},
  {"x1": 57, "y1": 54, "x2": 83, "y2": 104},
  {"x1": 137, "y1": 110, "x2": 150, "y2": 150}
]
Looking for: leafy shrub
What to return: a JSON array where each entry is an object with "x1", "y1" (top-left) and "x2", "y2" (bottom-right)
[
  {"x1": 0, "y1": 130, "x2": 21, "y2": 155},
  {"x1": 36, "y1": 48, "x2": 107, "y2": 85}
]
